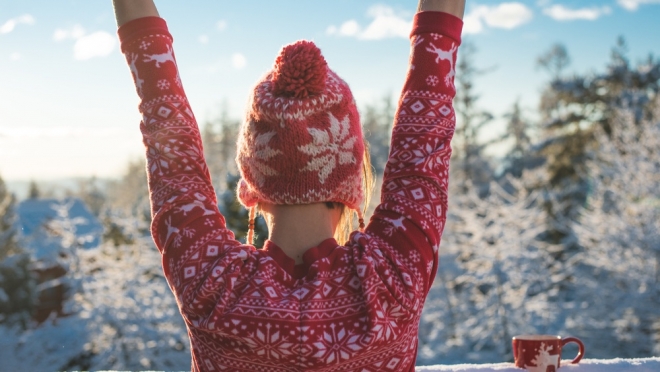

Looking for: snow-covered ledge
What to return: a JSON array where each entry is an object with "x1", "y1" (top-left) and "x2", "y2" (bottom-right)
[{"x1": 416, "y1": 358, "x2": 660, "y2": 371}]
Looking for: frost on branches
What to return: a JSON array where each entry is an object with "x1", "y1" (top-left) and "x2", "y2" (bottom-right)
[
  {"x1": 417, "y1": 98, "x2": 660, "y2": 364},
  {"x1": 0, "y1": 174, "x2": 36, "y2": 328},
  {"x1": 572, "y1": 98, "x2": 660, "y2": 357},
  {"x1": 0, "y1": 234, "x2": 191, "y2": 370}
]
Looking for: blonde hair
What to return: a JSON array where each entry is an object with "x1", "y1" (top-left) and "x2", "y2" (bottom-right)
[
  {"x1": 252, "y1": 138, "x2": 375, "y2": 246},
  {"x1": 333, "y1": 138, "x2": 375, "y2": 244}
]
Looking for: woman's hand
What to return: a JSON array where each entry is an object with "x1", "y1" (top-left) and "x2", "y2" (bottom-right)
[
  {"x1": 112, "y1": 0, "x2": 160, "y2": 27},
  {"x1": 417, "y1": 0, "x2": 466, "y2": 19}
]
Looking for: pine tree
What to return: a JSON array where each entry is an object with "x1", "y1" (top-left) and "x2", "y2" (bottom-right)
[
  {"x1": 0, "y1": 174, "x2": 36, "y2": 327},
  {"x1": 362, "y1": 94, "x2": 394, "y2": 174},
  {"x1": 202, "y1": 103, "x2": 240, "y2": 197},
  {"x1": 218, "y1": 174, "x2": 268, "y2": 247},
  {"x1": 73, "y1": 176, "x2": 106, "y2": 217},
  {"x1": 454, "y1": 41, "x2": 494, "y2": 195},
  {"x1": 0, "y1": 175, "x2": 19, "y2": 260},
  {"x1": 535, "y1": 38, "x2": 660, "y2": 248},
  {"x1": 568, "y1": 98, "x2": 660, "y2": 357},
  {"x1": 106, "y1": 159, "x2": 150, "y2": 229},
  {"x1": 501, "y1": 100, "x2": 536, "y2": 178},
  {"x1": 28, "y1": 180, "x2": 40, "y2": 199}
]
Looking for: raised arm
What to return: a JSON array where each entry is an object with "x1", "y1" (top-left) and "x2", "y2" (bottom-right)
[
  {"x1": 362, "y1": 1, "x2": 465, "y2": 297},
  {"x1": 114, "y1": 0, "x2": 258, "y2": 324},
  {"x1": 112, "y1": 0, "x2": 159, "y2": 27},
  {"x1": 417, "y1": 0, "x2": 466, "y2": 18}
]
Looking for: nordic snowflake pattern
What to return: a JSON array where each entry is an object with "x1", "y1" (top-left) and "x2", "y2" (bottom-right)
[
  {"x1": 119, "y1": 13, "x2": 459, "y2": 371},
  {"x1": 241, "y1": 121, "x2": 282, "y2": 186},
  {"x1": 157, "y1": 79, "x2": 170, "y2": 90},
  {"x1": 298, "y1": 112, "x2": 358, "y2": 184},
  {"x1": 426, "y1": 75, "x2": 440, "y2": 87}
]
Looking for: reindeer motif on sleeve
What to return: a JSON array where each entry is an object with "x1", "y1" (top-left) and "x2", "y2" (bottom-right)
[
  {"x1": 143, "y1": 44, "x2": 177, "y2": 68},
  {"x1": 425, "y1": 37, "x2": 457, "y2": 88},
  {"x1": 164, "y1": 216, "x2": 180, "y2": 244},
  {"x1": 128, "y1": 53, "x2": 145, "y2": 98},
  {"x1": 176, "y1": 200, "x2": 217, "y2": 216}
]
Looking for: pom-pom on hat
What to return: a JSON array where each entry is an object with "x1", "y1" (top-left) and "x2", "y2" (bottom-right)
[{"x1": 236, "y1": 40, "x2": 364, "y2": 215}]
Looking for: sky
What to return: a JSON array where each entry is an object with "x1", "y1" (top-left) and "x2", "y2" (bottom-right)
[{"x1": 1, "y1": 0, "x2": 659, "y2": 182}]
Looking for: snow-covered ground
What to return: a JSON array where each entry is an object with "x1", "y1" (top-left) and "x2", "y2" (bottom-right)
[
  {"x1": 0, "y1": 240, "x2": 191, "y2": 371},
  {"x1": 1, "y1": 102, "x2": 658, "y2": 370},
  {"x1": 417, "y1": 358, "x2": 660, "y2": 371}
]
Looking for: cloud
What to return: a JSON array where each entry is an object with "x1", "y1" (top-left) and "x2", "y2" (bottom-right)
[
  {"x1": 199, "y1": 34, "x2": 209, "y2": 44},
  {"x1": 232, "y1": 53, "x2": 246, "y2": 69},
  {"x1": 10, "y1": 52, "x2": 21, "y2": 61},
  {"x1": 617, "y1": 0, "x2": 660, "y2": 11},
  {"x1": 73, "y1": 32, "x2": 116, "y2": 60},
  {"x1": 326, "y1": 5, "x2": 411, "y2": 40},
  {"x1": 326, "y1": 20, "x2": 360, "y2": 37},
  {"x1": 53, "y1": 24, "x2": 115, "y2": 60},
  {"x1": 0, "y1": 14, "x2": 35, "y2": 34},
  {"x1": 216, "y1": 20, "x2": 228, "y2": 31},
  {"x1": 464, "y1": 2, "x2": 533, "y2": 34},
  {"x1": 53, "y1": 25, "x2": 86, "y2": 41},
  {"x1": 543, "y1": 4, "x2": 612, "y2": 21}
]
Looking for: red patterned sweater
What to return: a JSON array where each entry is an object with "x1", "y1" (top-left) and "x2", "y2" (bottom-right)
[{"x1": 119, "y1": 11, "x2": 462, "y2": 372}]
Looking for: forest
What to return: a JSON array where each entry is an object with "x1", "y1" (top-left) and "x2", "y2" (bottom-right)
[{"x1": 0, "y1": 38, "x2": 659, "y2": 369}]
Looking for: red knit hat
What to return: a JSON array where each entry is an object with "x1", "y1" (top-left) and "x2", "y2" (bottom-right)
[{"x1": 236, "y1": 40, "x2": 364, "y2": 215}]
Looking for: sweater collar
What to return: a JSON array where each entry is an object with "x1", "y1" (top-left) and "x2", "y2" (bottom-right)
[{"x1": 263, "y1": 238, "x2": 339, "y2": 279}]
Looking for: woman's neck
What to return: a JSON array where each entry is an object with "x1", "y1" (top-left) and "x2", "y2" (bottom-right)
[{"x1": 261, "y1": 203, "x2": 340, "y2": 265}]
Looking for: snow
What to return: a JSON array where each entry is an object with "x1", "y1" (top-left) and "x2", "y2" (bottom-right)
[
  {"x1": 415, "y1": 100, "x2": 660, "y2": 364},
  {"x1": 416, "y1": 358, "x2": 660, "y2": 371},
  {"x1": 16, "y1": 197, "x2": 103, "y2": 261},
  {"x1": 1, "y1": 95, "x2": 658, "y2": 370},
  {"x1": 0, "y1": 240, "x2": 191, "y2": 370}
]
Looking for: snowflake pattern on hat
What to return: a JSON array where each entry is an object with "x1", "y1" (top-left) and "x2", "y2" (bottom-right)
[
  {"x1": 241, "y1": 121, "x2": 282, "y2": 187},
  {"x1": 298, "y1": 112, "x2": 358, "y2": 184},
  {"x1": 236, "y1": 41, "x2": 364, "y2": 211}
]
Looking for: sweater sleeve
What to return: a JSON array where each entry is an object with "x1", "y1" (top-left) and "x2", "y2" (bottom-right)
[
  {"x1": 364, "y1": 12, "x2": 462, "y2": 295},
  {"x1": 118, "y1": 17, "x2": 251, "y2": 320}
]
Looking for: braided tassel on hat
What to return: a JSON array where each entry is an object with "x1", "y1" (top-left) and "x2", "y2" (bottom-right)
[
  {"x1": 237, "y1": 40, "x2": 367, "y2": 244},
  {"x1": 247, "y1": 206, "x2": 256, "y2": 245}
]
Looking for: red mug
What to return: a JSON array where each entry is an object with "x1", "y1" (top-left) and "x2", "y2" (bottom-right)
[{"x1": 512, "y1": 335, "x2": 584, "y2": 371}]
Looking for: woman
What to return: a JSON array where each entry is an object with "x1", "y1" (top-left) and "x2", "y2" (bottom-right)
[{"x1": 113, "y1": 0, "x2": 465, "y2": 370}]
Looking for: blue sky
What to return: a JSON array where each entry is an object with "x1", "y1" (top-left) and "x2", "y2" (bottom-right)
[{"x1": 1, "y1": 0, "x2": 659, "y2": 181}]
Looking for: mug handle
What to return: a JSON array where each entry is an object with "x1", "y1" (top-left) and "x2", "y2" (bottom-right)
[
  {"x1": 512, "y1": 340, "x2": 518, "y2": 361},
  {"x1": 562, "y1": 337, "x2": 585, "y2": 364}
]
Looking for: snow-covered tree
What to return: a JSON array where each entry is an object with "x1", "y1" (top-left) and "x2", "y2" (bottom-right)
[
  {"x1": 362, "y1": 94, "x2": 395, "y2": 174},
  {"x1": 454, "y1": 41, "x2": 495, "y2": 195},
  {"x1": 218, "y1": 173, "x2": 268, "y2": 247},
  {"x1": 202, "y1": 103, "x2": 240, "y2": 196},
  {"x1": 417, "y1": 66, "x2": 660, "y2": 365},
  {"x1": 418, "y1": 170, "x2": 552, "y2": 364},
  {"x1": 0, "y1": 174, "x2": 36, "y2": 328},
  {"x1": 570, "y1": 97, "x2": 660, "y2": 357},
  {"x1": 106, "y1": 159, "x2": 151, "y2": 232},
  {"x1": 0, "y1": 237, "x2": 191, "y2": 370}
]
